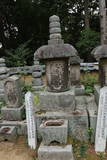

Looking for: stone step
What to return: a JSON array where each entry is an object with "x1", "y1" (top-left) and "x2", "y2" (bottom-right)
[
  {"x1": 38, "y1": 143, "x2": 74, "y2": 160},
  {"x1": 0, "y1": 125, "x2": 17, "y2": 142}
]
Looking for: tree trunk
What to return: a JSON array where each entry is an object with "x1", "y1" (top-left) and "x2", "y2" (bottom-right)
[
  {"x1": 84, "y1": 0, "x2": 90, "y2": 29},
  {"x1": 99, "y1": 0, "x2": 106, "y2": 44}
]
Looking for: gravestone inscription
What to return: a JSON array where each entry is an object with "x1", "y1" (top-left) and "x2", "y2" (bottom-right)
[
  {"x1": 95, "y1": 86, "x2": 107, "y2": 152},
  {"x1": 25, "y1": 91, "x2": 37, "y2": 149}
]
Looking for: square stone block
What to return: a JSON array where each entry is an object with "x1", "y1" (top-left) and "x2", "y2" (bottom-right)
[
  {"x1": 38, "y1": 143, "x2": 74, "y2": 160},
  {"x1": 40, "y1": 119, "x2": 68, "y2": 145},
  {"x1": 1, "y1": 105, "x2": 25, "y2": 121},
  {"x1": 37, "y1": 89, "x2": 75, "y2": 111},
  {"x1": 32, "y1": 78, "x2": 43, "y2": 86},
  {"x1": 0, "y1": 126, "x2": 17, "y2": 142}
]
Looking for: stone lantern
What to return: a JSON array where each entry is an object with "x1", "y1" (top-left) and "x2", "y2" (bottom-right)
[
  {"x1": 34, "y1": 15, "x2": 79, "y2": 92},
  {"x1": 92, "y1": 45, "x2": 107, "y2": 87}
]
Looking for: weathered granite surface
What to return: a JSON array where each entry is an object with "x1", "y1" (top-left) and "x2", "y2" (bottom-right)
[
  {"x1": 92, "y1": 45, "x2": 107, "y2": 61},
  {"x1": 40, "y1": 119, "x2": 68, "y2": 145},
  {"x1": 35, "y1": 89, "x2": 75, "y2": 111},
  {"x1": 0, "y1": 126, "x2": 17, "y2": 142},
  {"x1": 4, "y1": 75, "x2": 23, "y2": 108},
  {"x1": 38, "y1": 143, "x2": 74, "y2": 160},
  {"x1": 1, "y1": 105, "x2": 25, "y2": 121}
]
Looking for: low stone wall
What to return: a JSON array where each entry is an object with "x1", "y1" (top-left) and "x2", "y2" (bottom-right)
[{"x1": 8, "y1": 63, "x2": 99, "y2": 75}]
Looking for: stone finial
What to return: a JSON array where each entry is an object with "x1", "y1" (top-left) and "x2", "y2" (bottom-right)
[{"x1": 48, "y1": 15, "x2": 64, "y2": 45}]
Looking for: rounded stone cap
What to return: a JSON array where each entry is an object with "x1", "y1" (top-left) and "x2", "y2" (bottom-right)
[
  {"x1": 69, "y1": 56, "x2": 81, "y2": 64},
  {"x1": 91, "y1": 45, "x2": 107, "y2": 61},
  {"x1": 34, "y1": 44, "x2": 78, "y2": 60},
  {"x1": 49, "y1": 15, "x2": 60, "y2": 22}
]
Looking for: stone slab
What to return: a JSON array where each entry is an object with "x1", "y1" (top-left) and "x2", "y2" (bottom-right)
[
  {"x1": 38, "y1": 143, "x2": 74, "y2": 160},
  {"x1": 0, "y1": 126, "x2": 17, "y2": 142},
  {"x1": 95, "y1": 87, "x2": 107, "y2": 152},
  {"x1": 4, "y1": 75, "x2": 23, "y2": 108},
  {"x1": 25, "y1": 92, "x2": 37, "y2": 149},
  {"x1": 1, "y1": 105, "x2": 25, "y2": 121},
  {"x1": 40, "y1": 119, "x2": 68, "y2": 145},
  {"x1": 36, "y1": 89, "x2": 75, "y2": 111}
]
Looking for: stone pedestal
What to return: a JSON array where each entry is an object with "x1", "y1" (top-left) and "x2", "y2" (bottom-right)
[
  {"x1": 1, "y1": 105, "x2": 25, "y2": 121},
  {"x1": 35, "y1": 89, "x2": 75, "y2": 111},
  {"x1": 38, "y1": 143, "x2": 74, "y2": 160}
]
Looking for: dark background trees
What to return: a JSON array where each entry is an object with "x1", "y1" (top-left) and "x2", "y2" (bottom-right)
[{"x1": 0, "y1": 0, "x2": 100, "y2": 66}]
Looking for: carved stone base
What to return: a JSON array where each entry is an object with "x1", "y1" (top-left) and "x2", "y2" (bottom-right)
[
  {"x1": 1, "y1": 105, "x2": 25, "y2": 121},
  {"x1": 38, "y1": 143, "x2": 74, "y2": 160}
]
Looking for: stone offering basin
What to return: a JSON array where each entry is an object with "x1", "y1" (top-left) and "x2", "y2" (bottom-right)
[
  {"x1": 0, "y1": 126, "x2": 17, "y2": 142},
  {"x1": 0, "y1": 127, "x2": 10, "y2": 134},
  {"x1": 39, "y1": 119, "x2": 68, "y2": 145},
  {"x1": 43, "y1": 119, "x2": 64, "y2": 127}
]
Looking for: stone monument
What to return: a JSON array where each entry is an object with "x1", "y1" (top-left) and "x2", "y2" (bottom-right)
[
  {"x1": 95, "y1": 87, "x2": 107, "y2": 152},
  {"x1": 1, "y1": 75, "x2": 25, "y2": 121},
  {"x1": 34, "y1": 15, "x2": 79, "y2": 93},
  {"x1": 25, "y1": 91, "x2": 37, "y2": 149}
]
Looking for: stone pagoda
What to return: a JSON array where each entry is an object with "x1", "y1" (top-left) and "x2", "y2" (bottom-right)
[{"x1": 34, "y1": 15, "x2": 80, "y2": 93}]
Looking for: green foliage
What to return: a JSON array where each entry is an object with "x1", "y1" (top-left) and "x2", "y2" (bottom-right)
[
  {"x1": 81, "y1": 71, "x2": 98, "y2": 94},
  {"x1": 0, "y1": 0, "x2": 100, "y2": 62},
  {"x1": 97, "y1": 153, "x2": 106, "y2": 160},
  {"x1": 0, "y1": 99, "x2": 5, "y2": 112},
  {"x1": 76, "y1": 29, "x2": 100, "y2": 61},
  {"x1": 5, "y1": 40, "x2": 33, "y2": 67},
  {"x1": 79, "y1": 144, "x2": 88, "y2": 158},
  {"x1": 87, "y1": 127, "x2": 94, "y2": 143},
  {"x1": 22, "y1": 83, "x2": 33, "y2": 95},
  {"x1": 34, "y1": 94, "x2": 39, "y2": 105}
]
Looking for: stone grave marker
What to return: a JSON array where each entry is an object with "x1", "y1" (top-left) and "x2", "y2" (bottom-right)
[
  {"x1": 25, "y1": 91, "x2": 37, "y2": 149},
  {"x1": 95, "y1": 86, "x2": 107, "y2": 152}
]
